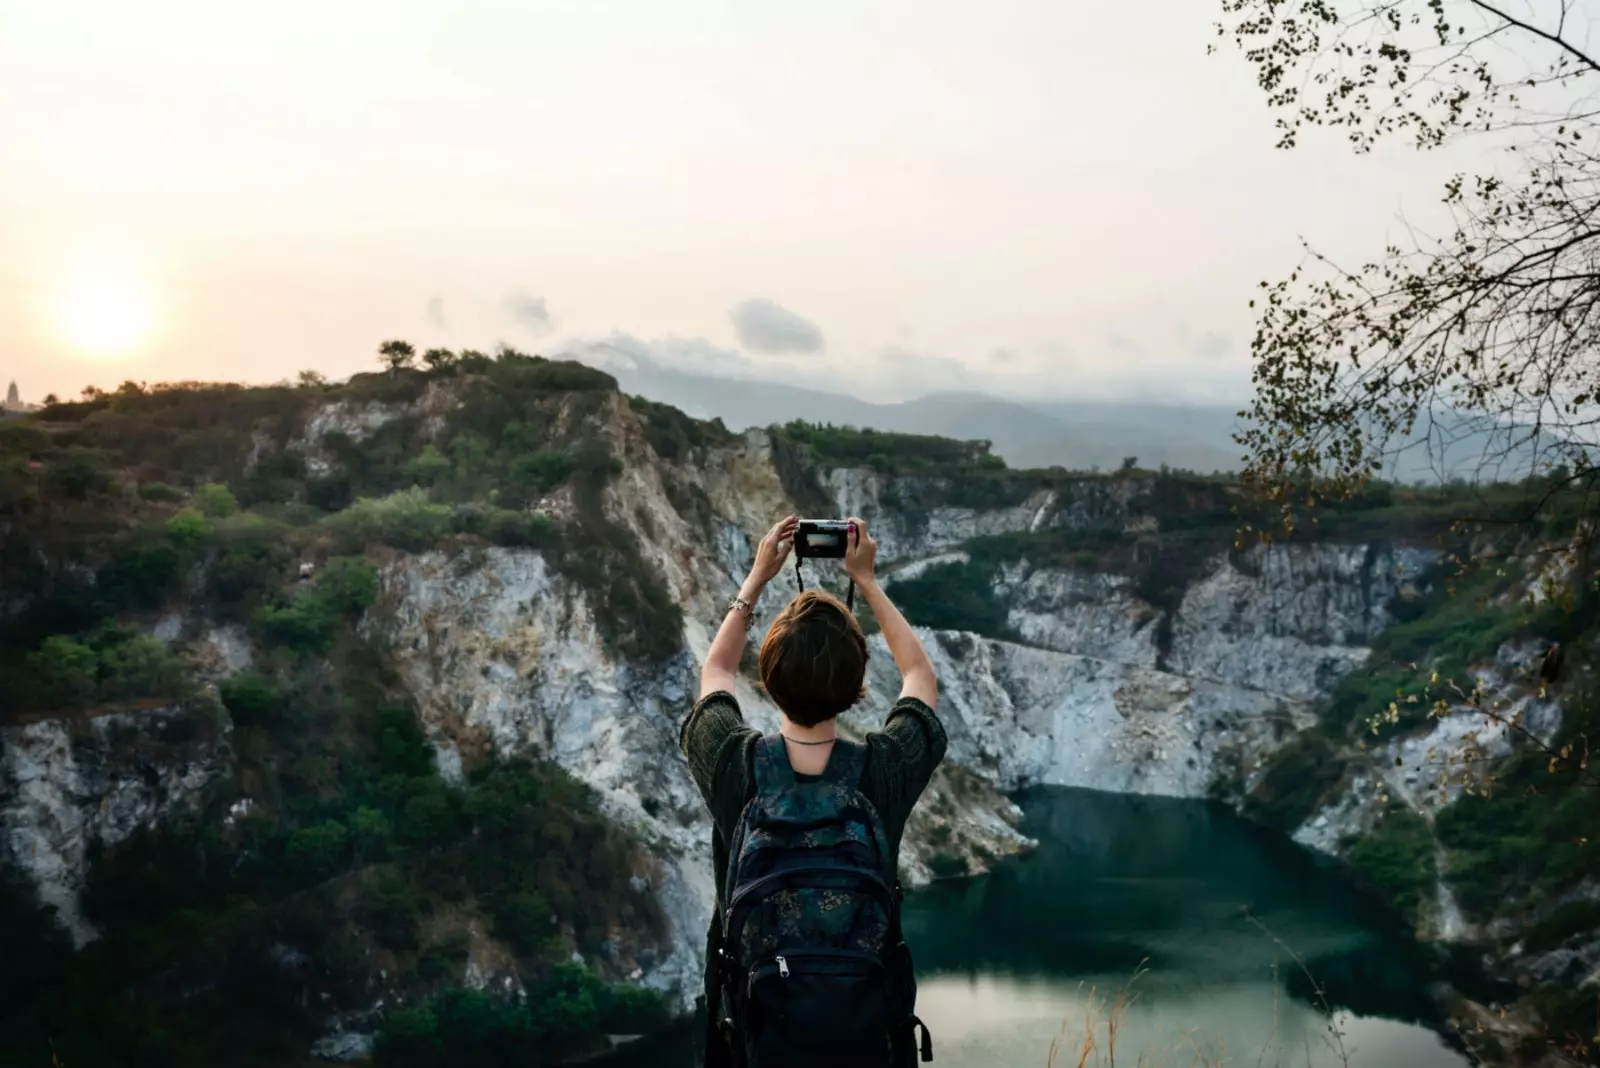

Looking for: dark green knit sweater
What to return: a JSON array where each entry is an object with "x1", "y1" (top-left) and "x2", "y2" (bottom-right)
[{"x1": 677, "y1": 690, "x2": 947, "y2": 1068}]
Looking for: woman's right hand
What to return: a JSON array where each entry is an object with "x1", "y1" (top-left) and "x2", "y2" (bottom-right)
[{"x1": 844, "y1": 516, "x2": 877, "y2": 585}]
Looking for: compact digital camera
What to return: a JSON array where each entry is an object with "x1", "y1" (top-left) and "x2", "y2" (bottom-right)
[{"x1": 793, "y1": 519, "x2": 852, "y2": 559}]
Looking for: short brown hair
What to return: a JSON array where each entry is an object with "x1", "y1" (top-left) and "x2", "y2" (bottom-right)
[{"x1": 758, "y1": 590, "x2": 868, "y2": 727}]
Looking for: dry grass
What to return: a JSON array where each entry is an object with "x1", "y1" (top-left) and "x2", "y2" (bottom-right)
[{"x1": 1043, "y1": 912, "x2": 1358, "y2": 1068}]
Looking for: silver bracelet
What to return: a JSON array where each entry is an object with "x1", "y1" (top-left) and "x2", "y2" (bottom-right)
[{"x1": 727, "y1": 596, "x2": 756, "y2": 630}]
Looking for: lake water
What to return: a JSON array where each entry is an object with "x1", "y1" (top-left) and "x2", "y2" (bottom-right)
[{"x1": 610, "y1": 787, "x2": 1470, "y2": 1068}]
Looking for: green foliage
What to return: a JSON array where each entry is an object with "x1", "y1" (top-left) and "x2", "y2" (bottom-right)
[
  {"x1": 219, "y1": 671, "x2": 281, "y2": 727},
  {"x1": 777, "y1": 420, "x2": 999, "y2": 475},
  {"x1": 1523, "y1": 899, "x2": 1600, "y2": 955},
  {"x1": 351, "y1": 805, "x2": 394, "y2": 861},
  {"x1": 889, "y1": 560, "x2": 1015, "y2": 638},
  {"x1": 27, "y1": 636, "x2": 98, "y2": 707},
  {"x1": 379, "y1": 339, "x2": 418, "y2": 372},
  {"x1": 363, "y1": 869, "x2": 421, "y2": 951},
  {"x1": 326, "y1": 488, "x2": 452, "y2": 552},
  {"x1": 255, "y1": 557, "x2": 378, "y2": 653},
  {"x1": 287, "y1": 820, "x2": 350, "y2": 879},
  {"x1": 97, "y1": 632, "x2": 187, "y2": 700},
  {"x1": 509, "y1": 448, "x2": 575, "y2": 491},
  {"x1": 628, "y1": 395, "x2": 735, "y2": 460},
  {"x1": 44, "y1": 446, "x2": 117, "y2": 498},
  {"x1": 317, "y1": 555, "x2": 381, "y2": 613},
  {"x1": 404, "y1": 444, "x2": 452, "y2": 486},
  {"x1": 1437, "y1": 733, "x2": 1600, "y2": 918},
  {"x1": 493, "y1": 890, "x2": 556, "y2": 956},
  {"x1": 1242, "y1": 733, "x2": 1347, "y2": 833},
  {"x1": 192, "y1": 482, "x2": 238, "y2": 518},
  {"x1": 138, "y1": 481, "x2": 184, "y2": 502},
  {"x1": 372, "y1": 967, "x2": 670, "y2": 1068},
  {"x1": 1344, "y1": 803, "x2": 1437, "y2": 925},
  {"x1": 23, "y1": 627, "x2": 189, "y2": 711},
  {"x1": 205, "y1": 520, "x2": 295, "y2": 621},
  {"x1": 165, "y1": 508, "x2": 212, "y2": 549}
]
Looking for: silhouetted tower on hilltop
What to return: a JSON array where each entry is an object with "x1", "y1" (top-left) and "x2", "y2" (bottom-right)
[{"x1": 4, "y1": 382, "x2": 17, "y2": 408}]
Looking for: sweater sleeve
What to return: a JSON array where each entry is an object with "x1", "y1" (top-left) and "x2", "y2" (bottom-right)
[
  {"x1": 864, "y1": 695, "x2": 948, "y2": 847},
  {"x1": 679, "y1": 689, "x2": 758, "y2": 840}
]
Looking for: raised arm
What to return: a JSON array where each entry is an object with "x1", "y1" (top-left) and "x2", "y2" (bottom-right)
[
  {"x1": 845, "y1": 517, "x2": 937, "y2": 709},
  {"x1": 700, "y1": 514, "x2": 798, "y2": 699}
]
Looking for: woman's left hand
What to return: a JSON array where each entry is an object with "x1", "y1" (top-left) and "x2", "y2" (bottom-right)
[{"x1": 749, "y1": 514, "x2": 799, "y2": 587}]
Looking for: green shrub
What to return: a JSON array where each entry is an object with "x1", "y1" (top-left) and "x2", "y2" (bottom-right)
[
  {"x1": 327, "y1": 488, "x2": 452, "y2": 552},
  {"x1": 317, "y1": 556, "x2": 380, "y2": 614},
  {"x1": 286, "y1": 820, "x2": 350, "y2": 879},
  {"x1": 97, "y1": 634, "x2": 185, "y2": 700},
  {"x1": 165, "y1": 508, "x2": 212, "y2": 549},
  {"x1": 1523, "y1": 899, "x2": 1600, "y2": 953},
  {"x1": 493, "y1": 891, "x2": 556, "y2": 957},
  {"x1": 404, "y1": 444, "x2": 452, "y2": 486},
  {"x1": 399, "y1": 783, "x2": 464, "y2": 847},
  {"x1": 891, "y1": 560, "x2": 1014, "y2": 639},
  {"x1": 27, "y1": 636, "x2": 98, "y2": 707},
  {"x1": 1242, "y1": 733, "x2": 1346, "y2": 832},
  {"x1": 351, "y1": 805, "x2": 394, "y2": 861},
  {"x1": 43, "y1": 446, "x2": 116, "y2": 498},
  {"x1": 1345, "y1": 803, "x2": 1438, "y2": 924},
  {"x1": 138, "y1": 481, "x2": 184, "y2": 502},
  {"x1": 778, "y1": 421, "x2": 995, "y2": 474},
  {"x1": 193, "y1": 482, "x2": 238, "y2": 518},
  {"x1": 378, "y1": 705, "x2": 436, "y2": 778},
  {"x1": 255, "y1": 596, "x2": 339, "y2": 653},
  {"x1": 363, "y1": 870, "x2": 421, "y2": 951},
  {"x1": 99, "y1": 535, "x2": 184, "y2": 609},
  {"x1": 374, "y1": 1006, "x2": 445, "y2": 1068},
  {"x1": 508, "y1": 449, "x2": 575, "y2": 491},
  {"x1": 254, "y1": 557, "x2": 378, "y2": 652},
  {"x1": 219, "y1": 672, "x2": 281, "y2": 726}
]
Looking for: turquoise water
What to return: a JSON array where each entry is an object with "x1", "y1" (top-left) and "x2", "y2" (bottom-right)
[{"x1": 610, "y1": 787, "x2": 1470, "y2": 1068}]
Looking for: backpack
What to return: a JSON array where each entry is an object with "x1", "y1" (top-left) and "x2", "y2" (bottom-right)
[{"x1": 714, "y1": 734, "x2": 934, "y2": 1068}]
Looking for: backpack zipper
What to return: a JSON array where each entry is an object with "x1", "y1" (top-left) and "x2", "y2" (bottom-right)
[{"x1": 747, "y1": 947, "x2": 887, "y2": 996}]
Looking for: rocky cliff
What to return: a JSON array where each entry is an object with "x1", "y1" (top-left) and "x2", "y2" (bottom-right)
[{"x1": 0, "y1": 364, "x2": 1487, "y2": 1063}]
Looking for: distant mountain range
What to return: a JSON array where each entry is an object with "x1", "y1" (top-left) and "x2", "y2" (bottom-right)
[
  {"x1": 567, "y1": 344, "x2": 1546, "y2": 483},
  {"x1": 573, "y1": 345, "x2": 1246, "y2": 474}
]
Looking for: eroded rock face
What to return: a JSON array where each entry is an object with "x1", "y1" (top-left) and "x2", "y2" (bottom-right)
[
  {"x1": 1168, "y1": 543, "x2": 1437, "y2": 701},
  {"x1": 853, "y1": 630, "x2": 1309, "y2": 801},
  {"x1": 0, "y1": 707, "x2": 224, "y2": 945}
]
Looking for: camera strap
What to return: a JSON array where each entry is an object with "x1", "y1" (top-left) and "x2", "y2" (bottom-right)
[{"x1": 793, "y1": 557, "x2": 855, "y2": 611}]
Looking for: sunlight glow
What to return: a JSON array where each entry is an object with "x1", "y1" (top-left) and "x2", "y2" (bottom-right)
[{"x1": 57, "y1": 275, "x2": 153, "y2": 357}]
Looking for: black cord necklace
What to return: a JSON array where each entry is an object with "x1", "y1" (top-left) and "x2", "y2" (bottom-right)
[{"x1": 780, "y1": 734, "x2": 836, "y2": 746}]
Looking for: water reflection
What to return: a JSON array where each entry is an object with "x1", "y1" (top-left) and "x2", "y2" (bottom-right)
[{"x1": 901, "y1": 788, "x2": 1469, "y2": 1068}]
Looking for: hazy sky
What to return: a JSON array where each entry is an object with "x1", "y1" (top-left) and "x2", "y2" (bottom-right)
[{"x1": 2, "y1": 0, "x2": 1480, "y2": 405}]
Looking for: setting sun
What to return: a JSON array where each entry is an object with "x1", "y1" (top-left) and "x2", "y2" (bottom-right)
[{"x1": 57, "y1": 275, "x2": 153, "y2": 357}]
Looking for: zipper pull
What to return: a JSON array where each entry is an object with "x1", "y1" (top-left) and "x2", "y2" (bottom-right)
[{"x1": 776, "y1": 955, "x2": 790, "y2": 978}]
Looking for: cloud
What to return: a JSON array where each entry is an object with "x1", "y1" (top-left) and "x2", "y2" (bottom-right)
[
  {"x1": 503, "y1": 290, "x2": 553, "y2": 335},
  {"x1": 1193, "y1": 331, "x2": 1231, "y2": 360},
  {"x1": 730, "y1": 298, "x2": 825, "y2": 354},
  {"x1": 989, "y1": 347, "x2": 1019, "y2": 364},
  {"x1": 426, "y1": 296, "x2": 448, "y2": 330},
  {"x1": 1107, "y1": 333, "x2": 1141, "y2": 355},
  {"x1": 1038, "y1": 341, "x2": 1075, "y2": 360},
  {"x1": 565, "y1": 331, "x2": 755, "y2": 376}
]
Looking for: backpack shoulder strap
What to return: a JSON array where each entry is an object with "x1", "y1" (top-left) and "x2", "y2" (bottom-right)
[
  {"x1": 752, "y1": 733, "x2": 796, "y2": 797},
  {"x1": 821, "y1": 737, "x2": 867, "y2": 789}
]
